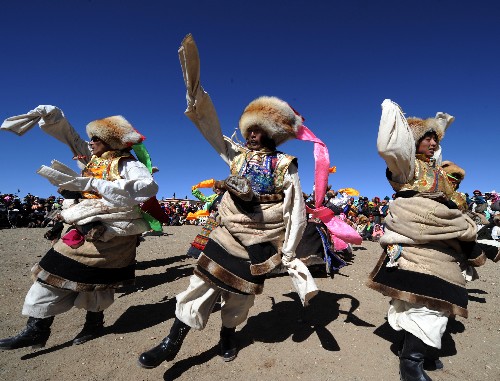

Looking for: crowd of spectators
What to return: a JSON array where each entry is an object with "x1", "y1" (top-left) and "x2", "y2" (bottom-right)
[
  {"x1": 465, "y1": 190, "x2": 500, "y2": 227},
  {"x1": 3, "y1": 189, "x2": 498, "y2": 237},
  {"x1": 158, "y1": 201, "x2": 205, "y2": 226},
  {"x1": 0, "y1": 193, "x2": 63, "y2": 229},
  {"x1": 314, "y1": 190, "x2": 393, "y2": 242},
  {"x1": 309, "y1": 187, "x2": 500, "y2": 243},
  {"x1": 0, "y1": 193, "x2": 209, "y2": 229}
]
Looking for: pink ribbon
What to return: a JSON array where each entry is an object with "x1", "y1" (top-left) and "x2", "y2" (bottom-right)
[
  {"x1": 296, "y1": 125, "x2": 329, "y2": 209},
  {"x1": 296, "y1": 125, "x2": 362, "y2": 246}
]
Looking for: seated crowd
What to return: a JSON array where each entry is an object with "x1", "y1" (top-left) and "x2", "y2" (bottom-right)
[
  {"x1": 305, "y1": 188, "x2": 500, "y2": 243},
  {"x1": 2, "y1": 189, "x2": 498, "y2": 241},
  {"x1": 0, "y1": 193, "x2": 206, "y2": 229},
  {"x1": 0, "y1": 193, "x2": 63, "y2": 228}
]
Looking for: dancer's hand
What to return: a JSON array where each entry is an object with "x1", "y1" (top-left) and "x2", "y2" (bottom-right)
[{"x1": 281, "y1": 254, "x2": 295, "y2": 268}]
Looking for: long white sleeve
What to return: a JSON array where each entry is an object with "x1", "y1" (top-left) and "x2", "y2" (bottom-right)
[
  {"x1": 35, "y1": 105, "x2": 91, "y2": 166},
  {"x1": 179, "y1": 34, "x2": 239, "y2": 165},
  {"x1": 281, "y1": 163, "x2": 307, "y2": 259},
  {"x1": 1, "y1": 105, "x2": 91, "y2": 167},
  {"x1": 376, "y1": 99, "x2": 415, "y2": 184},
  {"x1": 90, "y1": 158, "x2": 158, "y2": 207}
]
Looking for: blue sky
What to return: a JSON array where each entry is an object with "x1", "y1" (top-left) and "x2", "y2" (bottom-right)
[{"x1": 1, "y1": 0, "x2": 498, "y2": 200}]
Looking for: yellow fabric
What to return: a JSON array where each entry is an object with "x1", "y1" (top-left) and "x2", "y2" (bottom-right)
[
  {"x1": 81, "y1": 151, "x2": 132, "y2": 199},
  {"x1": 186, "y1": 210, "x2": 210, "y2": 220},
  {"x1": 338, "y1": 187, "x2": 360, "y2": 196},
  {"x1": 388, "y1": 156, "x2": 465, "y2": 211},
  {"x1": 192, "y1": 179, "x2": 215, "y2": 190}
]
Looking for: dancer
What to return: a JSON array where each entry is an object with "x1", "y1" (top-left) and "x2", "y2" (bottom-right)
[
  {"x1": 186, "y1": 179, "x2": 225, "y2": 258},
  {"x1": 137, "y1": 34, "x2": 320, "y2": 369},
  {"x1": 0, "y1": 106, "x2": 158, "y2": 349},
  {"x1": 367, "y1": 100, "x2": 486, "y2": 381}
]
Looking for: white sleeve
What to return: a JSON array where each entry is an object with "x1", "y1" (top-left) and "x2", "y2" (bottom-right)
[
  {"x1": 36, "y1": 105, "x2": 91, "y2": 166},
  {"x1": 90, "y1": 159, "x2": 158, "y2": 207},
  {"x1": 281, "y1": 163, "x2": 307, "y2": 259},
  {"x1": 179, "y1": 34, "x2": 239, "y2": 165},
  {"x1": 376, "y1": 99, "x2": 416, "y2": 184}
]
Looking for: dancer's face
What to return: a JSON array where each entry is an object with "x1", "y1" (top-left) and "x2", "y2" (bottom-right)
[
  {"x1": 89, "y1": 136, "x2": 111, "y2": 157},
  {"x1": 417, "y1": 132, "x2": 438, "y2": 158},
  {"x1": 246, "y1": 126, "x2": 267, "y2": 150}
]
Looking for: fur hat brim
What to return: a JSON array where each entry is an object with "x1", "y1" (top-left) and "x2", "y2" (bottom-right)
[
  {"x1": 86, "y1": 115, "x2": 143, "y2": 150},
  {"x1": 407, "y1": 112, "x2": 455, "y2": 146},
  {"x1": 239, "y1": 96, "x2": 303, "y2": 146}
]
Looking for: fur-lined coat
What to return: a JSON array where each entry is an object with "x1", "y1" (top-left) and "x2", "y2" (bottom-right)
[
  {"x1": 368, "y1": 100, "x2": 486, "y2": 317},
  {"x1": 32, "y1": 110, "x2": 158, "y2": 291}
]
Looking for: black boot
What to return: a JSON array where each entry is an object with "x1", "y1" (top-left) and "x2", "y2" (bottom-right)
[
  {"x1": 399, "y1": 331, "x2": 432, "y2": 381},
  {"x1": 73, "y1": 311, "x2": 105, "y2": 345},
  {"x1": 423, "y1": 344, "x2": 443, "y2": 371},
  {"x1": 219, "y1": 326, "x2": 238, "y2": 362},
  {"x1": 138, "y1": 318, "x2": 191, "y2": 369},
  {"x1": 0, "y1": 316, "x2": 54, "y2": 350}
]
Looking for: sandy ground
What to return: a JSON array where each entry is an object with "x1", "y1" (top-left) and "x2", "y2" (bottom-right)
[{"x1": 0, "y1": 226, "x2": 498, "y2": 381}]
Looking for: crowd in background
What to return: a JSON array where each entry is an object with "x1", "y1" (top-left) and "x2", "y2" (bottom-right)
[
  {"x1": 305, "y1": 188, "x2": 500, "y2": 243},
  {"x1": 158, "y1": 201, "x2": 205, "y2": 226},
  {"x1": 0, "y1": 193, "x2": 63, "y2": 228},
  {"x1": 0, "y1": 193, "x2": 207, "y2": 229},
  {"x1": 2, "y1": 190, "x2": 499, "y2": 237}
]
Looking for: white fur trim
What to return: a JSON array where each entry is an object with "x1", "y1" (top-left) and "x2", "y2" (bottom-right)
[
  {"x1": 239, "y1": 96, "x2": 302, "y2": 146},
  {"x1": 86, "y1": 115, "x2": 142, "y2": 150}
]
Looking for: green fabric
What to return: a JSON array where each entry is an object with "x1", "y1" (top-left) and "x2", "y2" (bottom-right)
[
  {"x1": 192, "y1": 188, "x2": 218, "y2": 207},
  {"x1": 142, "y1": 211, "x2": 163, "y2": 232},
  {"x1": 133, "y1": 142, "x2": 158, "y2": 229},
  {"x1": 132, "y1": 142, "x2": 153, "y2": 174}
]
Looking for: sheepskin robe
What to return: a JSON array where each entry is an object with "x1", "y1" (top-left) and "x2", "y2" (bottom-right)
[
  {"x1": 179, "y1": 34, "x2": 315, "y2": 304},
  {"x1": 368, "y1": 99, "x2": 485, "y2": 318},
  {"x1": 29, "y1": 109, "x2": 158, "y2": 291},
  {"x1": 367, "y1": 196, "x2": 484, "y2": 317},
  {"x1": 196, "y1": 153, "x2": 306, "y2": 295}
]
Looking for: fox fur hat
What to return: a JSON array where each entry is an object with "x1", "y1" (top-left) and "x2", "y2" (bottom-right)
[
  {"x1": 239, "y1": 96, "x2": 303, "y2": 147},
  {"x1": 441, "y1": 160, "x2": 465, "y2": 182},
  {"x1": 407, "y1": 112, "x2": 455, "y2": 146},
  {"x1": 86, "y1": 115, "x2": 143, "y2": 150}
]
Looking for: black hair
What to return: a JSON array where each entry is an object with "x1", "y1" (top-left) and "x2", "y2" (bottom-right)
[{"x1": 416, "y1": 130, "x2": 439, "y2": 147}]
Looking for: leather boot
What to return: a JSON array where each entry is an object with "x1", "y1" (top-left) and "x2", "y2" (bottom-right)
[
  {"x1": 73, "y1": 311, "x2": 105, "y2": 345},
  {"x1": 219, "y1": 326, "x2": 238, "y2": 362},
  {"x1": 399, "y1": 331, "x2": 432, "y2": 381},
  {"x1": 0, "y1": 316, "x2": 54, "y2": 350},
  {"x1": 138, "y1": 318, "x2": 191, "y2": 369},
  {"x1": 398, "y1": 336, "x2": 443, "y2": 372},
  {"x1": 423, "y1": 345, "x2": 443, "y2": 371}
]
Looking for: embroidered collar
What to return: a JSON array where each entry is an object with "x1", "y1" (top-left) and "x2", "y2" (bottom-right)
[
  {"x1": 89, "y1": 150, "x2": 126, "y2": 161},
  {"x1": 416, "y1": 154, "x2": 436, "y2": 167}
]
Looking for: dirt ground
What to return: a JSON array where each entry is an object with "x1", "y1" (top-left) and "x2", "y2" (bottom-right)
[{"x1": 0, "y1": 226, "x2": 498, "y2": 381}]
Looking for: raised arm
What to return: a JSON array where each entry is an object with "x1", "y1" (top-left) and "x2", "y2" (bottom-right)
[
  {"x1": 376, "y1": 99, "x2": 416, "y2": 184},
  {"x1": 36, "y1": 105, "x2": 91, "y2": 166},
  {"x1": 178, "y1": 34, "x2": 239, "y2": 165},
  {"x1": 1, "y1": 105, "x2": 91, "y2": 167}
]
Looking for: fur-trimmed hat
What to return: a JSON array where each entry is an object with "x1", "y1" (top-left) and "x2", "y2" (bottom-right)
[
  {"x1": 441, "y1": 160, "x2": 465, "y2": 182},
  {"x1": 407, "y1": 112, "x2": 455, "y2": 145},
  {"x1": 86, "y1": 115, "x2": 143, "y2": 150},
  {"x1": 239, "y1": 96, "x2": 303, "y2": 146}
]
